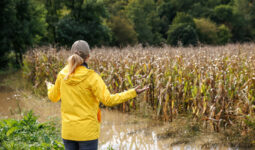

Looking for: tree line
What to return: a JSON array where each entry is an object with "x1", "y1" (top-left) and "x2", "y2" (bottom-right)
[{"x1": 1, "y1": 0, "x2": 255, "y2": 68}]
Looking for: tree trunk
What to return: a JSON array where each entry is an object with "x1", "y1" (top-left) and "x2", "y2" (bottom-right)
[
  {"x1": 14, "y1": 43, "x2": 23, "y2": 66},
  {"x1": 15, "y1": 51, "x2": 19, "y2": 66},
  {"x1": 18, "y1": 50, "x2": 23, "y2": 66}
]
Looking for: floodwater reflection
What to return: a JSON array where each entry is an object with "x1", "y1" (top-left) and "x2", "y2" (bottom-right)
[{"x1": 99, "y1": 109, "x2": 244, "y2": 150}]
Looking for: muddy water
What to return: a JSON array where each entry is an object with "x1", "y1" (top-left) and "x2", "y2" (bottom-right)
[
  {"x1": 0, "y1": 84, "x2": 250, "y2": 150},
  {"x1": 0, "y1": 86, "x2": 21, "y2": 119},
  {"x1": 99, "y1": 109, "x2": 237, "y2": 150},
  {"x1": 0, "y1": 85, "x2": 61, "y2": 122}
]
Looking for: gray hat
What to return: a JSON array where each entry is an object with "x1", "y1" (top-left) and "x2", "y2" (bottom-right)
[{"x1": 71, "y1": 40, "x2": 90, "y2": 59}]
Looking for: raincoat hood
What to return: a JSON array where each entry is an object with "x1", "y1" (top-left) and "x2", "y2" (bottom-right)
[{"x1": 60, "y1": 65, "x2": 94, "y2": 86}]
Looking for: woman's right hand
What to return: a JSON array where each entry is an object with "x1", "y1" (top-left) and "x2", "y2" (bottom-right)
[{"x1": 135, "y1": 85, "x2": 149, "y2": 94}]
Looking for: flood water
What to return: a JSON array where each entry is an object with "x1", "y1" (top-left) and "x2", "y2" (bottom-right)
[
  {"x1": 99, "y1": 110, "x2": 239, "y2": 150},
  {"x1": 0, "y1": 86, "x2": 20, "y2": 118},
  {"x1": 0, "y1": 82, "x2": 252, "y2": 150}
]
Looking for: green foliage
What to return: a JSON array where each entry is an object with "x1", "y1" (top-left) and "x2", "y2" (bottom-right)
[
  {"x1": 0, "y1": 0, "x2": 47, "y2": 68},
  {"x1": 172, "y1": 12, "x2": 196, "y2": 27},
  {"x1": 167, "y1": 24, "x2": 198, "y2": 46},
  {"x1": 167, "y1": 13, "x2": 198, "y2": 46},
  {"x1": 13, "y1": 0, "x2": 47, "y2": 55},
  {"x1": 212, "y1": 5, "x2": 234, "y2": 24},
  {"x1": 195, "y1": 18, "x2": 231, "y2": 45},
  {"x1": 170, "y1": 0, "x2": 201, "y2": 12},
  {"x1": 0, "y1": 111, "x2": 64, "y2": 149},
  {"x1": 126, "y1": 0, "x2": 163, "y2": 46},
  {"x1": 158, "y1": 1, "x2": 176, "y2": 38},
  {"x1": 56, "y1": 0, "x2": 111, "y2": 47},
  {"x1": 231, "y1": 0, "x2": 255, "y2": 41},
  {"x1": 168, "y1": 0, "x2": 221, "y2": 18},
  {"x1": 0, "y1": 0, "x2": 16, "y2": 69},
  {"x1": 107, "y1": 145, "x2": 114, "y2": 150},
  {"x1": 217, "y1": 24, "x2": 232, "y2": 45},
  {"x1": 1, "y1": 0, "x2": 255, "y2": 66},
  {"x1": 188, "y1": 3, "x2": 213, "y2": 18},
  {"x1": 245, "y1": 116, "x2": 255, "y2": 130},
  {"x1": 0, "y1": 54, "x2": 11, "y2": 70},
  {"x1": 194, "y1": 18, "x2": 218, "y2": 44},
  {"x1": 103, "y1": 0, "x2": 128, "y2": 16},
  {"x1": 108, "y1": 16, "x2": 138, "y2": 46},
  {"x1": 45, "y1": 0, "x2": 64, "y2": 43},
  {"x1": 56, "y1": 17, "x2": 87, "y2": 46}
]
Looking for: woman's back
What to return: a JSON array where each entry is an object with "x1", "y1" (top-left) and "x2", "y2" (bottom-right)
[{"x1": 59, "y1": 65, "x2": 100, "y2": 141}]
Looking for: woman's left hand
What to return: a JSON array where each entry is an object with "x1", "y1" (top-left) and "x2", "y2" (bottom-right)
[
  {"x1": 45, "y1": 80, "x2": 53, "y2": 88},
  {"x1": 135, "y1": 85, "x2": 149, "y2": 94}
]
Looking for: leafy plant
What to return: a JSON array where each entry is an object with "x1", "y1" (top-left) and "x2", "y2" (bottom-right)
[
  {"x1": 167, "y1": 13, "x2": 198, "y2": 46},
  {"x1": 0, "y1": 111, "x2": 64, "y2": 149},
  {"x1": 194, "y1": 18, "x2": 218, "y2": 45}
]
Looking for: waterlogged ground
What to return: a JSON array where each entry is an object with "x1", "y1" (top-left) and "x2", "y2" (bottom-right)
[
  {"x1": 99, "y1": 110, "x2": 239, "y2": 150},
  {"x1": 0, "y1": 74, "x2": 253, "y2": 150}
]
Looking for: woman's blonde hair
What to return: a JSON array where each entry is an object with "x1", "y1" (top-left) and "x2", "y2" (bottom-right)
[{"x1": 64, "y1": 40, "x2": 90, "y2": 80}]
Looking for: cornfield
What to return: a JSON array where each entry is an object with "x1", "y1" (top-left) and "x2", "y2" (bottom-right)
[{"x1": 22, "y1": 44, "x2": 255, "y2": 133}]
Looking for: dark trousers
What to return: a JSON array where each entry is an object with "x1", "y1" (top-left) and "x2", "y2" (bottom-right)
[{"x1": 63, "y1": 139, "x2": 98, "y2": 150}]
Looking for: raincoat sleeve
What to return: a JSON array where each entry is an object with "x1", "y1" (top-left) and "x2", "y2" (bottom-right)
[
  {"x1": 91, "y1": 73, "x2": 137, "y2": 106},
  {"x1": 47, "y1": 74, "x2": 61, "y2": 103}
]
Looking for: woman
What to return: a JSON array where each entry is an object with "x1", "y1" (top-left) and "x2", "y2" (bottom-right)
[{"x1": 46, "y1": 40, "x2": 148, "y2": 150}]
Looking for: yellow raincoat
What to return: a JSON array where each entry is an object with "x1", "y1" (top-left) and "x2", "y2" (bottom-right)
[{"x1": 47, "y1": 65, "x2": 137, "y2": 141}]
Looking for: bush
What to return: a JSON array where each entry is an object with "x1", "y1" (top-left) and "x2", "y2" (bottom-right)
[
  {"x1": 56, "y1": 16, "x2": 111, "y2": 47},
  {"x1": 167, "y1": 24, "x2": 198, "y2": 46},
  {"x1": 167, "y1": 12, "x2": 198, "y2": 46},
  {"x1": 126, "y1": 0, "x2": 163, "y2": 46},
  {"x1": 194, "y1": 18, "x2": 218, "y2": 44},
  {"x1": 172, "y1": 12, "x2": 196, "y2": 28},
  {"x1": 0, "y1": 111, "x2": 64, "y2": 149},
  {"x1": 217, "y1": 24, "x2": 232, "y2": 45},
  {"x1": 108, "y1": 16, "x2": 138, "y2": 47},
  {"x1": 55, "y1": 1, "x2": 111, "y2": 47},
  {"x1": 212, "y1": 5, "x2": 233, "y2": 24}
]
